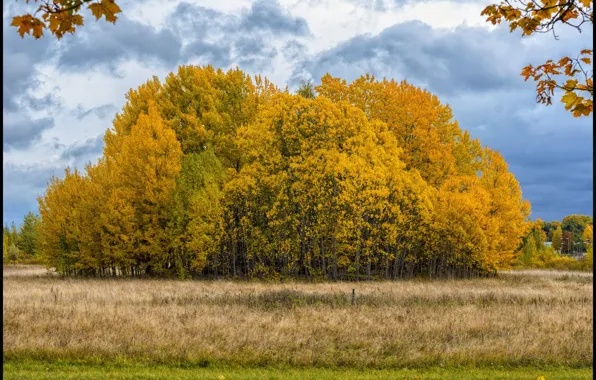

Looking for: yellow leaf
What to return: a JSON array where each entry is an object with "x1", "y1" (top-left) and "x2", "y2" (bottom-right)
[
  {"x1": 561, "y1": 92, "x2": 578, "y2": 110},
  {"x1": 48, "y1": 15, "x2": 61, "y2": 33},
  {"x1": 88, "y1": 1, "x2": 122, "y2": 23},
  {"x1": 72, "y1": 14, "x2": 84, "y2": 27},
  {"x1": 580, "y1": 57, "x2": 591, "y2": 64},
  {"x1": 32, "y1": 22, "x2": 44, "y2": 39},
  {"x1": 102, "y1": 0, "x2": 122, "y2": 23},
  {"x1": 88, "y1": 3, "x2": 104, "y2": 20},
  {"x1": 564, "y1": 79, "x2": 578, "y2": 89},
  {"x1": 11, "y1": 15, "x2": 33, "y2": 38}
]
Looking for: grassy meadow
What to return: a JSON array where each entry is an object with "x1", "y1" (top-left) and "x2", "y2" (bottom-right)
[{"x1": 3, "y1": 265, "x2": 593, "y2": 379}]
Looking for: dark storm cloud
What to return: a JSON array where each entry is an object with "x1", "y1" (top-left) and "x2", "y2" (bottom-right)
[
  {"x1": 182, "y1": 41, "x2": 234, "y2": 68},
  {"x1": 3, "y1": 5, "x2": 56, "y2": 113},
  {"x1": 239, "y1": 0, "x2": 311, "y2": 36},
  {"x1": 290, "y1": 21, "x2": 524, "y2": 93},
  {"x1": 171, "y1": 1, "x2": 310, "y2": 72},
  {"x1": 167, "y1": 2, "x2": 229, "y2": 40},
  {"x1": 438, "y1": 78, "x2": 593, "y2": 222},
  {"x1": 290, "y1": 21, "x2": 593, "y2": 221},
  {"x1": 3, "y1": 117, "x2": 55, "y2": 150},
  {"x1": 57, "y1": 1, "x2": 311, "y2": 75},
  {"x1": 57, "y1": 15, "x2": 182, "y2": 72},
  {"x1": 234, "y1": 36, "x2": 278, "y2": 72}
]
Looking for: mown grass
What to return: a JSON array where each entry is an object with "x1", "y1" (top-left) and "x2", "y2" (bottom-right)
[
  {"x1": 3, "y1": 360, "x2": 593, "y2": 380},
  {"x1": 3, "y1": 266, "x2": 593, "y2": 374}
]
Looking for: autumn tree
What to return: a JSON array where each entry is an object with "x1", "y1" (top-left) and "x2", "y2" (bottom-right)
[
  {"x1": 3, "y1": 228, "x2": 10, "y2": 262},
  {"x1": 585, "y1": 244, "x2": 593, "y2": 268},
  {"x1": 104, "y1": 101, "x2": 182, "y2": 276},
  {"x1": 11, "y1": 0, "x2": 122, "y2": 40},
  {"x1": 552, "y1": 225, "x2": 563, "y2": 251},
  {"x1": 482, "y1": 0, "x2": 593, "y2": 117},
  {"x1": 582, "y1": 224, "x2": 593, "y2": 248},
  {"x1": 167, "y1": 148, "x2": 226, "y2": 278},
  {"x1": 561, "y1": 230, "x2": 573, "y2": 254},
  {"x1": 478, "y1": 148, "x2": 531, "y2": 269},
  {"x1": 38, "y1": 168, "x2": 90, "y2": 274},
  {"x1": 543, "y1": 220, "x2": 561, "y2": 240}
]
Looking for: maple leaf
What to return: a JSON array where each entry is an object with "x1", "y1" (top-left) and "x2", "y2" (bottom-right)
[
  {"x1": 11, "y1": 15, "x2": 39, "y2": 38},
  {"x1": 561, "y1": 92, "x2": 579, "y2": 110},
  {"x1": 89, "y1": 0, "x2": 122, "y2": 23},
  {"x1": 31, "y1": 19, "x2": 45, "y2": 39},
  {"x1": 88, "y1": 3, "x2": 104, "y2": 20},
  {"x1": 564, "y1": 79, "x2": 579, "y2": 90}
]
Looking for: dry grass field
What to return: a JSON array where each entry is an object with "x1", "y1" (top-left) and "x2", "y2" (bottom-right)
[{"x1": 3, "y1": 265, "x2": 592, "y2": 373}]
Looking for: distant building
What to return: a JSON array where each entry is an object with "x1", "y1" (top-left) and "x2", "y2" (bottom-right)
[{"x1": 544, "y1": 241, "x2": 552, "y2": 247}]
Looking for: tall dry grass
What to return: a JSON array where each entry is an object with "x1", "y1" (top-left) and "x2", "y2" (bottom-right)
[{"x1": 3, "y1": 266, "x2": 592, "y2": 368}]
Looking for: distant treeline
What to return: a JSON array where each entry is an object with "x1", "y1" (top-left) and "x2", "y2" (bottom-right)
[
  {"x1": 517, "y1": 216, "x2": 593, "y2": 270},
  {"x1": 3, "y1": 212, "x2": 40, "y2": 264},
  {"x1": 31, "y1": 66, "x2": 533, "y2": 280}
]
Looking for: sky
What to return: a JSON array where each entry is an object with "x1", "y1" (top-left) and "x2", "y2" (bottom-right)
[{"x1": 3, "y1": 0, "x2": 593, "y2": 227}]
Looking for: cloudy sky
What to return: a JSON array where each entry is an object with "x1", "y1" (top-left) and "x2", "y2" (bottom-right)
[{"x1": 3, "y1": 0, "x2": 593, "y2": 226}]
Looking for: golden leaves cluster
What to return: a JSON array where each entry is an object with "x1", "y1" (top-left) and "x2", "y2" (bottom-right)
[
  {"x1": 482, "y1": 0, "x2": 593, "y2": 117},
  {"x1": 11, "y1": 0, "x2": 121, "y2": 39}
]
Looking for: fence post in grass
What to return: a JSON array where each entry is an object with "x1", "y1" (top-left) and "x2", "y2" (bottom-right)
[{"x1": 352, "y1": 288, "x2": 355, "y2": 305}]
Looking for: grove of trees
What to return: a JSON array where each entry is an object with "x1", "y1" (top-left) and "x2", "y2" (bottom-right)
[{"x1": 34, "y1": 66, "x2": 533, "y2": 280}]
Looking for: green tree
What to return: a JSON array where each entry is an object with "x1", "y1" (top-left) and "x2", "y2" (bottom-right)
[
  {"x1": 3, "y1": 228, "x2": 9, "y2": 262},
  {"x1": 9, "y1": 222, "x2": 19, "y2": 247},
  {"x1": 543, "y1": 220, "x2": 561, "y2": 241},
  {"x1": 18, "y1": 212, "x2": 41, "y2": 256},
  {"x1": 167, "y1": 148, "x2": 226, "y2": 278},
  {"x1": 296, "y1": 80, "x2": 316, "y2": 99},
  {"x1": 7, "y1": 244, "x2": 20, "y2": 263},
  {"x1": 562, "y1": 214, "x2": 593, "y2": 243},
  {"x1": 520, "y1": 234, "x2": 537, "y2": 267}
]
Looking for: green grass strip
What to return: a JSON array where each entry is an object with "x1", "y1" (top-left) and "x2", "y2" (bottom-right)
[{"x1": 3, "y1": 359, "x2": 592, "y2": 380}]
